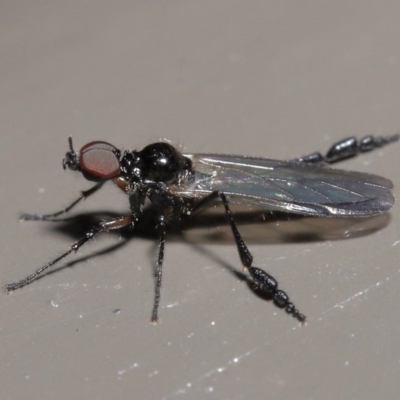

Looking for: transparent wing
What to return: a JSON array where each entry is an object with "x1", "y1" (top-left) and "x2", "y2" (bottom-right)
[{"x1": 176, "y1": 153, "x2": 394, "y2": 217}]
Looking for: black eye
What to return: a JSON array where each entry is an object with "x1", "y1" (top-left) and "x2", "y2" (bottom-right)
[{"x1": 79, "y1": 141, "x2": 120, "y2": 181}]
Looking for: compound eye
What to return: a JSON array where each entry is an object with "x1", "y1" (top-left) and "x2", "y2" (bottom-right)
[{"x1": 79, "y1": 141, "x2": 120, "y2": 180}]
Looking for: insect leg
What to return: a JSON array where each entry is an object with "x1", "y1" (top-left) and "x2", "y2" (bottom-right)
[
  {"x1": 293, "y1": 133, "x2": 399, "y2": 165},
  {"x1": 20, "y1": 182, "x2": 104, "y2": 221},
  {"x1": 218, "y1": 192, "x2": 306, "y2": 322},
  {"x1": 4, "y1": 215, "x2": 133, "y2": 292},
  {"x1": 193, "y1": 191, "x2": 306, "y2": 322},
  {"x1": 151, "y1": 215, "x2": 166, "y2": 323}
]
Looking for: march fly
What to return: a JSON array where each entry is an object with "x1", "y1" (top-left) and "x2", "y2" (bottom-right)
[{"x1": 5, "y1": 134, "x2": 398, "y2": 323}]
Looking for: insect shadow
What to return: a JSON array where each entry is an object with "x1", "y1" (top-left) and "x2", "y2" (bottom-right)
[{"x1": 33, "y1": 204, "x2": 391, "y2": 304}]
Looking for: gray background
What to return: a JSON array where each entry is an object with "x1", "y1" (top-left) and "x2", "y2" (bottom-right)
[{"x1": 1, "y1": 2, "x2": 400, "y2": 399}]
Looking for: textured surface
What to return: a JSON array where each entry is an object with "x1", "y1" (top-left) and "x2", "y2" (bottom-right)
[{"x1": 1, "y1": 2, "x2": 400, "y2": 400}]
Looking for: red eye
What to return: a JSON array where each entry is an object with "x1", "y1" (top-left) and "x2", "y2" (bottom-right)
[{"x1": 79, "y1": 141, "x2": 120, "y2": 180}]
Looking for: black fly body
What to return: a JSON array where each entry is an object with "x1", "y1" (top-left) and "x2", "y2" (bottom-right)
[{"x1": 5, "y1": 134, "x2": 398, "y2": 323}]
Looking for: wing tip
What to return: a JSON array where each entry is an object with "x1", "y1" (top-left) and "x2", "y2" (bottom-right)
[{"x1": 324, "y1": 191, "x2": 395, "y2": 217}]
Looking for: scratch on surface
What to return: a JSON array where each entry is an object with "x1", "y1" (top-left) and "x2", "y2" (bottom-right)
[
  {"x1": 166, "y1": 302, "x2": 180, "y2": 308},
  {"x1": 319, "y1": 267, "x2": 400, "y2": 317},
  {"x1": 163, "y1": 324, "x2": 303, "y2": 399},
  {"x1": 164, "y1": 266, "x2": 400, "y2": 399},
  {"x1": 117, "y1": 362, "x2": 139, "y2": 376}
]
